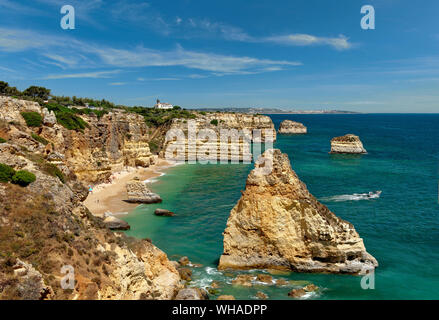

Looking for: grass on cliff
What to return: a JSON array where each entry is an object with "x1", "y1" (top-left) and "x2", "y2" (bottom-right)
[
  {"x1": 45, "y1": 103, "x2": 90, "y2": 131},
  {"x1": 20, "y1": 112, "x2": 43, "y2": 127},
  {"x1": 0, "y1": 163, "x2": 36, "y2": 186},
  {"x1": 31, "y1": 133, "x2": 49, "y2": 146}
]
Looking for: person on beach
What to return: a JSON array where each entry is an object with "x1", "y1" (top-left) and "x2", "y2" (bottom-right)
[{"x1": 89, "y1": 185, "x2": 93, "y2": 193}]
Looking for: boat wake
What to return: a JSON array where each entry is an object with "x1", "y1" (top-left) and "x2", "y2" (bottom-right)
[{"x1": 320, "y1": 191, "x2": 382, "y2": 202}]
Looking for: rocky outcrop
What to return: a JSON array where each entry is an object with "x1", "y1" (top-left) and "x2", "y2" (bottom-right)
[
  {"x1": 218, "y1": 149, "x2": 378, "y2": 275},
  {"x1": 330, "y1": 134, "x2": 367, "y2": 154},
  {"x1": 278, "y1": 120, "x2": 307, "y2": 134},
  {"x1": 0, "y1": 97, "x2": 156, "y2": 183},
  {"x1": 164, "y1": 113, "x2": 276, "y2": 162},
  {"x1": 154, "y1": 209, "x2": 174, "y2": 217},
  {"x1": 125, "y1": 180, "x2": 162, "y2": 203},
  {"x1": 175, "y1": 288, "x2": 209, "y2": 300},
  {"x1": 0, "y1": 118, "x2": 182, "y2": 300},
  {"x1": 103, "y1": 215, "x2": 130, "y2": 230}
]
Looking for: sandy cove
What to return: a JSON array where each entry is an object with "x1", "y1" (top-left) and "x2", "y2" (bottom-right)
[{"x1": 83, "y1": 159, "x2": 175, "y2": 218}]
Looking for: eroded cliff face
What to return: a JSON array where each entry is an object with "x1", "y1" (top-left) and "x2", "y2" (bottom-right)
[
  {"x1": 218, "y1": 149, "x2": 378, "y2": 275},
  {"x1": 0, "y1": 97, "x2": 183, "y2": 299},
  {"x1": 164, "y1": 113, "x2": 277, "y2": 162},
  {"x1": 0, "y1": 96, "x2": 156, "y2": 183},
  {"x1": 330, "y1": 134, "x2": 367, "y2": 154}
]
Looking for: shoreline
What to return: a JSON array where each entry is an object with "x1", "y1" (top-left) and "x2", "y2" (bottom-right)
[{"x1": 83, "y1": 159, "x2": 175, "y2": 218}]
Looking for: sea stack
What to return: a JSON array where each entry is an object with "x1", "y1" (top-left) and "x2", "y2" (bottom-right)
[
  {"x1": 330, "y1": 134, "x2": 367, "y2": 154},
  {"x1": 278, "y1": 120, "x2": 307, "y2": 134},
  {"x1": 218, "y1": 149, "x2": 377, "y2": 275}
]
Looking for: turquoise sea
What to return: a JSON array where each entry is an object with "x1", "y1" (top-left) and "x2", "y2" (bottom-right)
[{"x1": 124, "y1": 114, "x2": 439, "y2": 300}]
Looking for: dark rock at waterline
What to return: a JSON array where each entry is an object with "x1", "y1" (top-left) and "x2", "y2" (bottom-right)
[
  {"x1": 179, "y1": 256, "x2": 190, "y2": 266},
  {"x1": 154, "y1": 209, "x2": 175, "y2": 217},
  {"x1": 178, "y1": 267, "x2": 192, "y2": 281},
  {"x1": 103, "y1": 216, "x2": 130, "y2": 231}
]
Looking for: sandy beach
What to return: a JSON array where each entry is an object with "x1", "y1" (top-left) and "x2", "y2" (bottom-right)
[{"x1": 83, "y1": 159, "x2": 175, "y2": 218}]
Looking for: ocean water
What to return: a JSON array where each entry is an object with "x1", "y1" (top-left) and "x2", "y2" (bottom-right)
[{"x1": 124, "y1": 114, "x2": 439, "y2": 300}]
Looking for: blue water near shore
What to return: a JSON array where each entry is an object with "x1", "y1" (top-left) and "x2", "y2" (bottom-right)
[{"x1": 124, "y1": 114, "x2": 439, "y2": 300}]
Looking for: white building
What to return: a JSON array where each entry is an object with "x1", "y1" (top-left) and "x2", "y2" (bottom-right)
[{"x1": 154, "y1": 99, "x2": 173, "y2": 110}]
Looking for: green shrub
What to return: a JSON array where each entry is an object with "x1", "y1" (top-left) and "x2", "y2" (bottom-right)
[
  {"x1": 210, "y1": 119, "x2": 218, "y2": 126},
  {"x1": 0, "y1": 163, "x2": 16, "y2": 182},
  {"x1": 0, "y1": 137, "x2": 6, "y2": 143},
  {"x1": 46, "y1": 103, "x2": 89, "y2": 131},
  {"x1": 21, "y1": 112, "x2": 42, "y2": 127},
  {"x1": 11, "y1": 170, "x2": 36, "y2": 187},
  {"x1": 31, "y1": 133, "x2": 49, "y2": 146}
]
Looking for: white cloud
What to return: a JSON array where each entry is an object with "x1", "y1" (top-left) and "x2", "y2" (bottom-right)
[
  {"x1": 85, "y1": 44, "x2": 302, "y2": 74},
  {"x1": 263, "y1": 34, "x2": 352, "y2": 50},
  {"x1": 44, "y1": 70, "x2": 121, "y2": 79}
]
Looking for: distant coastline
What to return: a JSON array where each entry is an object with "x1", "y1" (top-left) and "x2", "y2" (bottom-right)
[{"x1": 191, "y1": 107, "x2": 362, "y2": 114}]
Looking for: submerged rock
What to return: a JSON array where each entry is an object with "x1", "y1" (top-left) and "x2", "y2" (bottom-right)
[
  {"x1": 231, "y1": 274, "x2": 254, "y2": 287},
  {"x1": 330, "y1": 134, "x2": 367, "y2": 154},
  {"x1": 125, "y1": 180, "x2": 162, "y2": 204},
  {"x1": 256, "y1": 274, "x2": 273, "y2": 284},
  {"x1": 303, "y1": 284, "x2": 319, "y2": 292},
  {"x1": 218, "y1": 149, "x2": 378, "y2": 275},
  {"x1": 278, "y1": 120, "x2": 307, "y2": 134},
  {"x1": 154, "y1": 209, "x2": 174, "y2": 217},
  {"x1": 103, "y1": 216, "x2": 130, "y2": 230}
]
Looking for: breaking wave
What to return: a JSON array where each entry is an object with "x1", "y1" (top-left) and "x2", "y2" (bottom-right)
[{"x1": 320, "y1": 191, "x2": 382, "y2": 202}]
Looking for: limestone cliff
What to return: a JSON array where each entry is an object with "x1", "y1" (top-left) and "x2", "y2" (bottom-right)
[
  {"x1": 164, "y1": 112, "x2": 276, "y2": 162},
  {"x1": 218, "y1": 149, "x2": 378, "y2": 275},
  {"x1": 0, "y1": 142, "x2": 182, "y2": 300},
  {"x1": 330, "y1": 134, "x2": 367, "y2": 154},
  {"x1": 0, "y1": 97, "x2": 184, "y2": 299},
  {"x1": 0, "y1": 96, "x2": 156, "y2": 183},
  {"x1": 278, "y1": 120, "x2": 307, "y2": 134}
]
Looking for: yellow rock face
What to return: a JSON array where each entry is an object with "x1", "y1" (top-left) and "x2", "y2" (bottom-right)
[{"x1": 219, "y1": 149, "x2": 378, "y2": 275}]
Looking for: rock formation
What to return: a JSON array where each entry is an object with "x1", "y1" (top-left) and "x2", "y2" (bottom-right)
[
  {"x1": 154, "y1": 209, "x2": 174, "y2": 217},
  {"x1": 218, "y1": 149, "x2": 378, "y2": 275},
  {"x1": 164, "y1": 112, "x2": 276, "y2": 162},
  {"x1": 278, "y1": 120, "x2": 307, "y2": 134},
  {"x1": 103, "y1": 215, "x2": 130, "y2": 230},
  {"x1": 125, "y1": 180, "x2": 162, "y2": 203},
  {"x1": 0, "y1": 97, "x2": 183, "y2": 300},
  {"x1": 330, "y1": 134, "x2": 367, "y2": 154}
]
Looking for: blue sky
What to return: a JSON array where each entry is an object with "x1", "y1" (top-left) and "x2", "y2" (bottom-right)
[{"x1": 0, "y1": 0, "x2": 438, "y2": 112}]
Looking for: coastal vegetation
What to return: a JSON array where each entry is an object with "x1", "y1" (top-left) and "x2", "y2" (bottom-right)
[
  {"x1": 0, "y1": 163, "x2": 36, "y2": 187},
  {"x1": 21, "y1": 112, "x2": 43, "y2": 127},
  {"x1": 31, "y1": 133, "x2": 49, "y2": 146}
]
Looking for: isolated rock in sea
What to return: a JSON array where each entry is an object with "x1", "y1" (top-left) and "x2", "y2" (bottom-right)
[
  {"x1": 303, "y1": 284, "x2": 319, "y2": 292},
  {"x1": 125, "y1": 180, "x2": 162, "y2": 203},
  {"x1": 175, "y1": 288, "x2": 209, "y2": 300},
  {"x1": 330, "y1": 134, "x2": 367, "y2": 154},
  {"x1": 103, "y1": 216, "x2": 130, "y2": 230},
  {"x1": 278, "y1": 120, "x2": 307, "y2": 134},
  {"x1": 288, "y1": 288, "x2": 307, "y2": 298},
  {"x1": 218, "y1": 149, "x2": 378, "y2": 275},
  {"x1": 231, "y1": 274, "x2": 254, "y2": 287},
  {"x1": 217, "y1": 295, "x2": 235, "y2": 300},
  {"x1": 154, "y1": 208, "x2": 174, "y2": 216},
  {"x1": 256, "y1": 291, "x2": 268, "y2": 299},
  {"x1": 256, "y1": 274, "x2": 273, "y2": 284}
]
